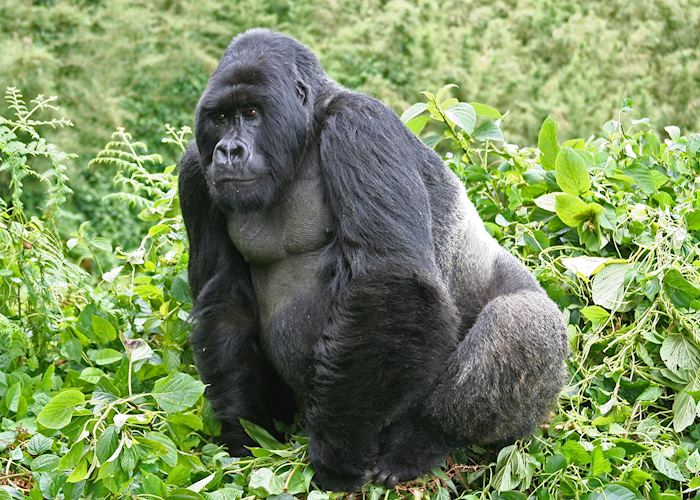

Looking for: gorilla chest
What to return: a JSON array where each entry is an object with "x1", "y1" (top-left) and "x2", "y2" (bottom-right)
[{"x1": 226, "y1": 172, "x2": 334, "y2": 390}]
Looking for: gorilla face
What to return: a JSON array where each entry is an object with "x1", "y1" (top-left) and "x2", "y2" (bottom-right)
[{"x1": 195, "y1": 54, "x2": 313, "y2": 212}]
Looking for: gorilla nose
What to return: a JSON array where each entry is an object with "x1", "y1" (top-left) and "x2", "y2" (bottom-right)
[{"x1": 213, "y1": 139, "x2": 250, "y2": 166}]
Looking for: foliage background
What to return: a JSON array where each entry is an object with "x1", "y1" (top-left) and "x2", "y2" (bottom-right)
[{"x1": 1, "y1": 0, "x2": 700, "y2": 499}]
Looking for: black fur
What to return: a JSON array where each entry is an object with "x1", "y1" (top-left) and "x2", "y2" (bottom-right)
[{"x1": 178, "y1": 28, "x2": 568, "y2": 491}]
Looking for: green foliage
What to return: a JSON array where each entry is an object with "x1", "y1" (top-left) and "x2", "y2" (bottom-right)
[{"x1": 1, "y1": 84, "x2": 700, "y2": 499}]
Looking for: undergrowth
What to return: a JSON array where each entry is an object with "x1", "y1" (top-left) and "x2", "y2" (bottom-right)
[{"x1": 1, "y1": 86, "x2": 699, "y2": 499}]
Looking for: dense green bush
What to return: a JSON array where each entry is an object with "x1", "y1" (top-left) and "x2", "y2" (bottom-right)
[{"x1": 1, "y1": 87, "x2": 699, "y2": 498}]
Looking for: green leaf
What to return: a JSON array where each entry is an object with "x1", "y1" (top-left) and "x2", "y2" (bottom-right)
[
  {"x1": 555, "y1": 194, "x2": 601, "y2": 227},
  {"x1": 66, "y1": 457, "x2": 89, "y2": 483},
  {"x1": 473, "y1": 121, "x2": 504, "y2": 142},
  {"x1": 152, "y1": 371, "x2": 205, "y2": 414},
  {"x1": 248, "y1": 468, "x2": 284, "y2": 497},
  {"x1": 4, "y1": 382, "x2": 21, "y2": 412},
  {"x1": 538, "y1": 115, "x2": 560, "y2": 170},
  {"x1": 591, "y1": 263, "x2": 634, "y2": 312},
  {"x1": 581, "y1": 306, "x2": 610, "y2": 326},
  {"x1": 470, "y1": 102, "x2": 501, "y2": 119},
  {"x1": 140, "y1": 432, "x2": 178, "y2": 467},
  {"x1": 96, "y1": 426, "x2": 120, "y2": 464},
  {"x1": 651, "y1": 452, "x2": 686, "y2": 481},
  {"x1": 588, "y1": 485, "x2": 641, "y2": 500},
  {"x1": 58, "y1": 440, "x2": 85, "y2": 470},
  {"x1": 26, "y1": 434, "x2": 53, "y2": 455},
  {"x1": 660, "y1": 334, "x2": 700, "y2": 372},
  {"x1": 31, "y1": 454, "x2": 60, "y2": 472},
  {"x1": 589, "y1": 446, "x2": 611, "y2": 477},
  {"x1": 444, "y1": 102, "x2": 476, "y2": 134},
  {"x1": 544, "y1": 454, "x2": 567, "y2": 473},
  {"x1": 687, "y1": 210, "x2": 700, "y2": 231},
  {"x1": 560, "y1": 441, "x2": 590, "y2": 466},
  {"x1": 555, "y1": 147, "x2": 591, "y2": 196},
  {"x1": 79, "y1": 367, "x2": 106, "y2": 384},
  {"x1": 663, "y1": 269, "x2": 700, "y2": 309},
  {"x1": 94, "y1": 348, "x2": 123, "y2": 365},
  {"x1": 37, "y1": 389, "x2": 85, "y2": 429},
  {"x1": 240, "y1": 419, "x2": 284, "y2": 450},
  {"x1": 92, "y1": 315, "x2": 117, "y2": 343},
  {"x1": 400, "y1": 103, "x2": 427, "y2": 123}
]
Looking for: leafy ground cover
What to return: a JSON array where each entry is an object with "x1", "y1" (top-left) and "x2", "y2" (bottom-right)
[{"x1": 1, "y1": 86, "x2": 699, "y2": 499}]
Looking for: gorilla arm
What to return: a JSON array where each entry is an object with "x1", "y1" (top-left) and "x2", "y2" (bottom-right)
[
  {"x1": 306, "y1": 93, "x2": 460, "y2": 490},
  {"x1": 179, "y1": 143, "x2": 291, "y2": 454}
]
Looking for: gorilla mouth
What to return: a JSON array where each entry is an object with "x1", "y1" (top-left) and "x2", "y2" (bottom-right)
[{"x1": 216, "y1": 176, "x2": 258, "y2": 185}]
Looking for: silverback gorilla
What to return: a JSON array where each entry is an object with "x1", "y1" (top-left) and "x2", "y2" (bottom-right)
[{"x1": 179, "y1": 29, "x2": 568, "y2": 491}]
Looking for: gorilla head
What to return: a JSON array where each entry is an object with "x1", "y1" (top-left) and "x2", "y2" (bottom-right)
[{"x1": 194, "y1": 29, "x2": 326, "y2": 211}]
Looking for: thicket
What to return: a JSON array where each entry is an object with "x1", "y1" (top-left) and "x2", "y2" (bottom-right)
[{"x1": 1, "y1": 83, "x2": 699, "y2": 499}]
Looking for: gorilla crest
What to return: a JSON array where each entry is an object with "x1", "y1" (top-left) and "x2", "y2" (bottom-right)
[{"x1": 178, "y1": 28, "x2": 568, "y2": 491}]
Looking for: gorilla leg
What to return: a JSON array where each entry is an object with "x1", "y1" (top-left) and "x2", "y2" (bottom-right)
[
  {"x1": 429, "y1": 254, "x2": 568, "y2": 446},
  {"x1": 306, "y1": 270, "x2": 459, "y2": 491}
]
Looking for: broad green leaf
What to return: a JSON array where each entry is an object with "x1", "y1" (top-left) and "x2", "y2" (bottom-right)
[
  {"x1": 663, "y1": 269, "x2": 700, "y2": 309},
  {"x1": 31, "y1": 454, "x2": 60, "y2": 472},
  {"x1": 581, "y1": 306, "x2": 610, "y2": 326},
  {"x1": 444, "y1": 102, "x2": 476, "y2": 134},
  {"x1": 660, "y1": 334, "x2": 700, "y2": 372},
  {"x1": 91, "y1": 315, "x2": 116, "y2": 343},
  {"x1": 538, "y1": 115, "x2": 560, "y2": 170},
  {"x1": 555, "y1": 147, "x2": 591, "y2": 196},
  {"x1": 58, "y1": 440, "x2": 85, "y2": 470},
  {"x1": 555, "y1": 194, "x2": 601, "y2": 227},
  {"x1": 79, "y1": 367, "x2": 106, "y2": 384},
  {"x1": 473, "y1": 121, "x2": 504, "y2": 142},
  {"x1": 687, "y1": 209, "x2": 700, "y2": 230},
  {"x1": 651, "y1": 452, "x2": 686, "y2": 481},
  {"x1": 152, "y1": 372, "x2": 205, "y2": 414},
  {"x1": 94, "y1": 348, "x2": 123, "y2": 365},
  {"x1": 248, "y1": 468, "x2": 284, "y2": 497},
  {"x1": 470, "y1": 102, "x2": 501, "y2": 119},
  {"x1": 26, "y1": 433, "x2": 53, "y2": 455},
  {"x1": 400, "y1": 103, "x2": 427, "y2": 123},
  {"x1": 37, "y1": 389, "x2": 85, "y2": 429},
  {"x1": 140, "y1": 432, "x2": 178, "y2": 467},
  {"x1": 66, "y1": 457, "x2": 89, "y2": 483},
  {"x1": 591, "y1": 263, "x2": 633, "y2": 311},
  {"x1": 589, "y1": 446, "x2": 611, "y2": 477},
  {"x1": 560, "y1": 441, "x2": 590, "y2": 466},
  {"x1": 588, "y1": 485, "x2": 641, "y2": 500},
  {"x1": 96, "y1": 426, "x2": 119, "y2": 464},
  {"x1": 4, "y1": 382, "x2": 21, "y2": 412}
]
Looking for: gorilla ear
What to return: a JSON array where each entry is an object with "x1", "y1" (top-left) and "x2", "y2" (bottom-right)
[{"x1": 295, "y1": 80, "x2": 309, "y2": 105}]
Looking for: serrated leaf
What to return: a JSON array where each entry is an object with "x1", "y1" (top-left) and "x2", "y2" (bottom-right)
[
  {"x1": 444, "y1": 102, "x2": 476, "y2": 134},
  {"x1": 663, "y1": 269, "x2": 700, "y2": 309},
  {"x1": 560, "y1": 441, "x2": 590, "y2": 466},
  {"x1": 538, "y1": 116, "x2": 560, "y2": 170},
  {"x1": 555, "y1": 147, "x2": 591, "y2": 196},
  {"x1": 473, "y1": 121, "x2": 504, "y2": 142},
  {"x1": 660, "y1": 335, "x2": 700, "y2": 372},
  {"x1": 140, "y1": 432, "x2": 178, "y2": 467},
  {"x1": 31, "y1": 454, "x2": 59, "y2": 472},
  {"x1": 26, "y1": 434, "x2": 53, "y2": 455},
  {"x1": 152, "y1": 372, "x2": 205, "y2": 414},
  {"x1": 591, "y1": 263, "x2": 633, "y2": 312},
  {"x1": 96, "y1": 426, "x2": 119, "y2": 464},
  {"x1": 37, "y1": 389, "x2": 85, "y2": 429}
]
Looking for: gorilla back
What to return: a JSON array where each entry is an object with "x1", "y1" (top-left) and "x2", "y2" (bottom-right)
[{"x1": 179, "y1": 28, "x2": 568, "y2": 492}]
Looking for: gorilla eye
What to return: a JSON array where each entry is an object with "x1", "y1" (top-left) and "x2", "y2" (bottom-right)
[
  {"x1": 242, "y1": 107, "x2": 258, "y2": 119},
  {"x1": 214, "y1": 113, "x2": 226, "y2": 125}
]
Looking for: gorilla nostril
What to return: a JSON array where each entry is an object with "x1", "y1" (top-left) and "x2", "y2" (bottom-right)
[
  {"x1": 231, "y1": 143, "x2": 246, "y2": 159},
  {"x1": 213, "y1": 140, "x2": 249, "y2": 166}
]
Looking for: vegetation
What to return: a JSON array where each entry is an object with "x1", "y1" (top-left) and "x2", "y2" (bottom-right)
[{"x1": 1, "y1": 81, "x2": 699, "y2": 498}]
